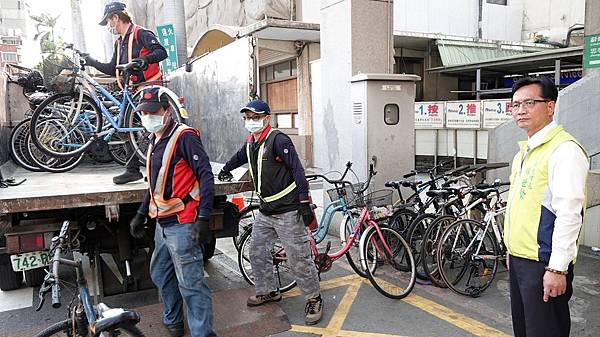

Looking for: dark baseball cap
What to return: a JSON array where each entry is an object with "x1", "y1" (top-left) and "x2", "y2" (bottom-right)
[
  {"x1": 99, "y1": 2, "x2": 126, "y2": 26},
  {"x1": 135, "y1": 87, "x2": 169, "y2": 113},
  {"x1": 240, "y1": 99, "x2": 270, "y2": 115}
]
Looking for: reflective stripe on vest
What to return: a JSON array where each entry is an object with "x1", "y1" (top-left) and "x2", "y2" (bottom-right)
[
  {"x1": 115, "y1": 25, "x2": 162, "y2": 90},
  {"x1": 147, "y1": 124, "x2": 200, "y2": 218},
  {"x1": 504, "y1": 125, "x2": 587, "y2": 262},
  {"x1": 246, "y1": 129, "x2": 297, "y2": 203}
]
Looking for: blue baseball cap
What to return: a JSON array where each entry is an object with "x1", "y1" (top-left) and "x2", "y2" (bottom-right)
[
  {"x1": 240, "y1": 99, "x2": 270, "y2": 115},
  {"x1": 99, "y1": 2, "x2": 126, "y2": 26}
]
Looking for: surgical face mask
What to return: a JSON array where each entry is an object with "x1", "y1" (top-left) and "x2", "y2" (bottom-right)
[
  {"x1": 141, "y1": 114, "x2": 165, "y2": 133},
  {"x1": 108, "y1": 21, "x2": 118, "y2": 35},
  {"x1": 245, "y1": 118, "x2": 264, "y2": 133}
]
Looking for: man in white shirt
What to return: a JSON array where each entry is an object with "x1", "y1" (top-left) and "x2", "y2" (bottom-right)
[{"x1": 505, "y1": 76, "x2": 588, "y2": 337}]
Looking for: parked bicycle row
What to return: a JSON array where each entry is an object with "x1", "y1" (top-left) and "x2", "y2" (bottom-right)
[{"x1": 228, "y1": 160, "x2": 510, "y2": 300}]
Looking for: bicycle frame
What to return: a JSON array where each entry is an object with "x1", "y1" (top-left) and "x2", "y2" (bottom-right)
[
  {"x1": 312, "y1": 196, "x2": 351, "y2": 244},
  {"x1": 76, "y1": 71, "x2": 142, "y2": 133}
]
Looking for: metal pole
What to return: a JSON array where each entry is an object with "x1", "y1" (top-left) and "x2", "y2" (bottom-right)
[
  {"x1": 434, "y1": 129, "x2": 439, "y2": 175},
  {"x1": 476, "y1": 68, "x2": 481, "y2": 100},
  {"x1": 554, "y1": 59, "x2": 561, "y2": 86},
  {"x1": 453, "y1": 129, "x2": 458, "y2": 169},
  {"x1": 473, "y1": 131, "x2": 478, "y2": 165}
]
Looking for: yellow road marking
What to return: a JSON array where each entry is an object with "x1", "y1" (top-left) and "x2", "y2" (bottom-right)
[
  {"x1": 291, "y1": 325, "x2": 408, "y2": 337},
  {"x1": 282, "y1": 274, "x2": 360, "y2": 299},
  {"x1": 285, "y1": 274, "x2": 510, "y2": 337}
]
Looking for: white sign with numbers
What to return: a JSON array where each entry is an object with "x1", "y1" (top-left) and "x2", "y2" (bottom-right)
[
  {"x1": 445, "y1": 101, "x2": 481, "y2": 129},
  {"x1": 482, "y1": 100, "x2": 513, "y2": 128},
  {"x1": 414, "y1": 102, "x2": 445, "y2": 129}
]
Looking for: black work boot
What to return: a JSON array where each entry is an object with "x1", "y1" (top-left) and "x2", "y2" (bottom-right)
[
  {"x1": 164, "y1": 322, "x2": 184, "y2": 337},
  {"x1": 112, "y1": 169, "x2": 143, "y2": 184}
]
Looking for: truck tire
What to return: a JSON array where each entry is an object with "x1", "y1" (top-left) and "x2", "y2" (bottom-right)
[
  {"x1": 202, "y1": 238, "x2": 216, "y2": 262},
  {"x1": 25, "y1": 267, "x2": 46, "y2": 287},
  {"x1": 0, "y1": 254, "x2": 23, "y2": 291}
]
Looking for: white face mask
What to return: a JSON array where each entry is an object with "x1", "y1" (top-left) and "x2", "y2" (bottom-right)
[
  {"x1": 141, "y1": 114, "x2": 165, "y2": 133},
  {"x1": 245, "y1": 119, "x2": 264, "y2": 133},
  {"x1": 108, "y1": 21, "x2": 118, "y2": 35}
]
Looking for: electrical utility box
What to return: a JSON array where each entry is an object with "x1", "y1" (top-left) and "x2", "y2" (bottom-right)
[{"x1": 350, "y1": 73, "x2": 420, "y2": 190}]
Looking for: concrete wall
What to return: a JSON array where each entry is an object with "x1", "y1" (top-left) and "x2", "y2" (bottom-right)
[
  {"x1": 521, "y1": 0, "x2": 585, "y2": 42},
  {"x1": 482, "y1": 0, "x2": 523, "y2": 41},
  {"x1": 298, "y1": 0, "x2": 320, "y2": 23},
  {"x1": 394, "y1": 0, "x2": 479, "y2": 37},
  {"x1": 316, "y1": 0, "x2": 353, "y2": 174},
  {"x1": 166, "y1": 38, "x2": 251, "y2": 163},
  {"x1": 394, "y1": 0, "x2": 522, "y2": 41}
]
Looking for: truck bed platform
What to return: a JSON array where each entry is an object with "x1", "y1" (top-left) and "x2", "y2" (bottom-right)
[{"x1": 0, "y1": 163, "x2": 252, "y2": 214}]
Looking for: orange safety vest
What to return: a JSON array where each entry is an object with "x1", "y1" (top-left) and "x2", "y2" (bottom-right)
[
  {"x1": 147, "y1": 124, "x2": 200, "y2": 219},
  {"x1": 115, "y1": 25, "x2": 163, "y2": 90}
]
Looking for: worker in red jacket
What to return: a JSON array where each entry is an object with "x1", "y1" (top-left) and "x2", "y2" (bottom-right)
[{"x1": 84, "y1": 2, "x2": 167, "y2": 184}]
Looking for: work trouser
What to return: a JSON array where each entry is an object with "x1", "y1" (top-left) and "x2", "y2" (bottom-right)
[
  {"x1": 250, "y1": 210, "x2": 320, "y2": 300},
  {"x1": 509, "y1": 255, "x2": 574, "y2": 337},
  {"x1": 150, "y1": 222, "x2": 216, "y2": 337},
  {"x1": 124, "y1": 147, "x2": 142, "y2": 172}
]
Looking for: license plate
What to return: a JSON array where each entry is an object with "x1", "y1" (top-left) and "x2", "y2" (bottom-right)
[{"x1": 10, "y1": 251, "x2": 51, "y2": 272}]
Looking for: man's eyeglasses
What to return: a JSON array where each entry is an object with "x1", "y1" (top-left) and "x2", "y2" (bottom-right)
[
  {"x1": 242, "y1": 115, "x2": 264, "y2": 121},
  {"x1": 510, "y1": 99, "x2": 550, "y2": 111}
]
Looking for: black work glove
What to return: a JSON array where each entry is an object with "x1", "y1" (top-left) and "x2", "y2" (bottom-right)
[
  {"x1": 129, "y1": 212, "x2": 147, "y2": 239},
  {"x1": 192, "y1": 218, "x2": 214, "y2": 245},
  {"x1": 297, "y1": 202, "x2": 315, "y2": 227},
  {"x1": 132, "y1": 57, "x2": 148, "y2": 71},
  {"x1": 82, "y1": 53, "x2": 96, "y2": 67},
  {"x1": 218, "y1": 169, "x2": 233, "y2": 182}
]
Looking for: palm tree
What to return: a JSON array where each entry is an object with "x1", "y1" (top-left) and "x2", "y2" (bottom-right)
[{"x1": 30, "y1": 13, "x2": 60, "y2": 53}]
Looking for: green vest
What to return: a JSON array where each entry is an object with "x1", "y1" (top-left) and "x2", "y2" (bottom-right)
[
  {"x1": 505, "y1": 125, "x2": 587, "y2": 263},
  {"x1": 246, "y1": 129, "x2": 299, "y2": 215}
]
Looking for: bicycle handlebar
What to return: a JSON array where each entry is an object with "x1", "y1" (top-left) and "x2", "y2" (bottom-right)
[{"x1": 36, "y1": 220, "x2": 69, "y2": 311}]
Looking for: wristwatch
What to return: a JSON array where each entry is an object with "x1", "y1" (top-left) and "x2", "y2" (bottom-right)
[{"x1": 544, "y1": 266, "x2": 568, "y2": 275}]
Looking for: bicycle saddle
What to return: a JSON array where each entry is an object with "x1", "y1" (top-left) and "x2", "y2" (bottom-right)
[{"x1": 470, "y1": 187, "x2": 498, "y2": 199}]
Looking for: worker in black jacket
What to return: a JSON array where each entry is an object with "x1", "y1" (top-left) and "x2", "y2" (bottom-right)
[
  {"x1": 84, "y1": 2, "x2": 168, "y2": 185},
  {"x1": 218, "y1": 99, "x2": 323, "y2": 325}
]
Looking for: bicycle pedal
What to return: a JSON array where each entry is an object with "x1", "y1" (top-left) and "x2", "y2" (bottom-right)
[{"x1": 324, "y1": 241, "x2": 331, "y2": 255}]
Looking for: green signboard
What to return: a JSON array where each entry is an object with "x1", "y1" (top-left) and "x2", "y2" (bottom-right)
[
  {"x1": 583, "y1": 34, "x2": 600, "y2": 69},
  {"x1": 156, "y1": 24, "x2": 179, "y2": 73}
]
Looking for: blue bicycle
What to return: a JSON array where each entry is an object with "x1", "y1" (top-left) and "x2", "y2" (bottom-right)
[
  {"x1": 29, "y1": 45, "x2": 187, "y2": 161},
  {"x1": 35, "y1": 220, "x2": 145, "y2": 336}
]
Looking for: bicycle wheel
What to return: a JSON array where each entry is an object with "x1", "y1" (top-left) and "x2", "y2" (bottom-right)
[
  {"x1": 29, "y1": 93, "x2": 102, "y2": 157},
  {"x1": 25, "y1": 132, "x2": 85, "y2": 173},
  {"x1": 421, "y1": 215, "x2": 456, "y2": 288},
  {"x1": 9, "y1": 118, "x2": 42, "y2": 172},
  {"x1": 339, "y1": 213, "x2": 374, "y2": 278},
  {"x1": 35, "y1": 319, "x2": 71, "y2": 337},
  {"x1": 407, "y1": 213, "x2": 437, "y2": 281},
  {"x1": 233, "y1": 205, "x2": 259, "y2": 251},
  {"x1": 124, "y1": 88, "x2": 183, "y2": 161},
  {"x1": 108, "y1": 133, "x2": 129, "y2": 165},
  {"x1": 361, "y1": 225, "x2": 416, "y2": 299},
  {"x1": 437, "y1": 219, "x2": 499, "y2": 297},
  {"x1": 237, "y1": 228, "x2": 297, "y2": 293},
  {"x1": 387, "y1": 207, "x2": 417, "y2": 237}
]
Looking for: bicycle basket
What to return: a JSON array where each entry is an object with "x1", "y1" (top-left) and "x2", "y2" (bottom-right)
[
  {"x1": 326, "y1": 183, "x2": 364, "y2": 208},
  {"x1": 43, "y1": 54, "x2": 77, "y2": 94},
  {"x1": 361, "y1": 189, "x2": 394, "y2": 209}
]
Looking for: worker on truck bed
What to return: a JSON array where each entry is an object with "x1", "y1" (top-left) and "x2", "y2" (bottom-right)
[
  {"x1": 218, "y1": 99, "x2": 324, "y2": 325},
  {"x1": 83, "y1": 1, "x2": 167, "y2": 185},
  {"x1": 129, "y1": 87, "x2": 216, "y2": 337}
]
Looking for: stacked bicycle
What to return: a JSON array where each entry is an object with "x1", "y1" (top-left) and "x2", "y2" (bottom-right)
[
  {"x1": 237, "y1": 162, "x2": 417, "y2": 299},
  {"x1": 24, "y1": 44, "x2": 187, "y2": 173}
]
